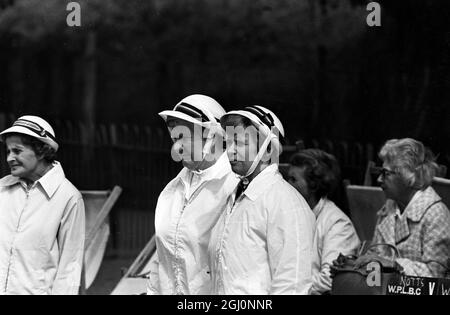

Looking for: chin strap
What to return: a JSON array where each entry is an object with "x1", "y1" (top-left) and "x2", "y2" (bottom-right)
[
  {"x1": 239, "y1": 127, "x2": 276, "y2": 181},
  {"x1": 193, "y1": 122, "x2": 224, "y2": 174}
]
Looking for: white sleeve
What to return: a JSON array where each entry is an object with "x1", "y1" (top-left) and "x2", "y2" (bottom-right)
[
  {"x1": 268, "y1": 201, "x2": 314, "y2": 295},
  {"x1": 52, "y1": 197, "x2": 86, "y2": 295},
  {"x1": 311, "y1": 217, "x2": 360, "y2": 294}
]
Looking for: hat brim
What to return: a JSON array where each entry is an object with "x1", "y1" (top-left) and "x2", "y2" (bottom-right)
[
  {"x1": 0, "y1": 126, "x2": 59, "y2": 151},
  {"x1": 159, "y1": 110, "x2": 204, "y2": 126},
  {"x1": 222, "y1": 110, "x2": 266, "y2": 129}
]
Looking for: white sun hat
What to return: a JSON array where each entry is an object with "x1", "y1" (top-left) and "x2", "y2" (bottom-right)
[
  {"x1": 159, "y1": 95, "x2": 227, "y2": 166},
  {"x1": 0, "y1": 115, "x2": 59, "y2": 151},
  {"x1": 159, "y1": 94, "x2": 226, "y2": 127},
  {"x1": 222, "y1": 105, "x2": 285, "y2": 153},
  {"x1": 221, "y1": 105, "x2": 285, "y2": 178}
]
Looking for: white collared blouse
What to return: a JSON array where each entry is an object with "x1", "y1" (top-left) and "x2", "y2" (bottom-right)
[
  {"x1": 208, "y1": 164, "x2": 316, "y2": 295},
  {"x1": 147, "y1": 153, "x2": 239, "y2": 295},
  {"x1": 310, "y1": 198, "x2": 360, "y2": 295},
  {"x1": 0, "y1": 162, "x2": 85, "y2": 295}
]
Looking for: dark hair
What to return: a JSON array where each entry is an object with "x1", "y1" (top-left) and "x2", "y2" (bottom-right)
[
  {"x1": 289, "y1": 149, "x2": 341, "y2": 199},
  {"x1": 5, "y1": 133, "x2": 57, "y2": 163}
]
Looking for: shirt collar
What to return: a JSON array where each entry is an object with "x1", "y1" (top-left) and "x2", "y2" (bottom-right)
[
  {"x1": 402, "y1": 186, "x2": 442, "y2": 222},
  {"x1": 243, "y1": 164, "x2": 280, "y2": 201},
  {"x1": 37, "y1": 162, "x2": 66, "y2": 198},
  {"x1": 0, "y1": 162, "x2": 66, "y2": 199},
  {"x1": 0, "y1": 174, "x2": 20, "y2": 187},
  {"x1": 392, "y1": 191, "x2": 421, "y2": 220},
  {"x1": 312, "y1": 197, "x2": 327, "y2": 218},
  {"x1": 177, "y1": 152, "x2": 232, "y2": 187}
]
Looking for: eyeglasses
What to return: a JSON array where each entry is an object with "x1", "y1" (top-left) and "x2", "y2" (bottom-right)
[{"x1": 370, "y1": 166, "x2": 398, "y2": 178}]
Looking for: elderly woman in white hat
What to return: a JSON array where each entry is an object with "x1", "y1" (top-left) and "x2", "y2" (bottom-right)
[
  {"x1": 147, "y1": 95, "x2": 239, "y2": 295},
  {"x1": 208, "y1": 106, "x2": 316, "y2": 295},
  {"x1": 0, "y1": 116, "x2": 85, "y2": 295}
]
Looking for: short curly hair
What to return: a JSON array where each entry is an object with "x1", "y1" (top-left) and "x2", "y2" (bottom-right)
[
  {"x1": 378, "y1": 138, "x2": 438, "y2": 190},
  {"x1": 5, "y1": 133, "x2": 57, "y2": 164},
  {"x1": 289, "y1": 149, "x2": 341, "y2": 200}
]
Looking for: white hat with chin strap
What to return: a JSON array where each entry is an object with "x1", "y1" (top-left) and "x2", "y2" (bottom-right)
[
  {"x1": 0, "y1": 115, "x2": 59, "y2": 152},
  {"x1": 221, "y1": 105, "x2": 285, "y2": 178},
  {"x1": 159, "y1": 94, "x2": 226, "y2": 128},
  {"x1": 159, "y1": 95, "x2": 226, "y2": 169},
  {"x1": 221, "y1": 105, "x2": 285, "y2": 151}
]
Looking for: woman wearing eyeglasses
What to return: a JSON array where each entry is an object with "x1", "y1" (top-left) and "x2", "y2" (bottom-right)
[
  {"x1": 0, "y1": 116, "x2": 85, "y2": 295},
  {"x1": 371, "y1": 138, "x2": 450, "y2": 278}
]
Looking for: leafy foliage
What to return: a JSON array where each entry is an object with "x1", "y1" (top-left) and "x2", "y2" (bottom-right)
[{"x1": 0, "y1": 0, "x2": 448, "y2": 166}]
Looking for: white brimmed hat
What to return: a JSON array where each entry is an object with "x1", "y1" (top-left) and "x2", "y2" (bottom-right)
[
  {"x1": 221, "y1": 106, "x2": 285, "y2": 178},
  {"x1": 159, "y1": 94, "x2": 226, "y2": 127},
  {"x1": 221, "y1": 105, "x2": 285, "y2": 139},
  {"x1": 0, "y1": 115, "x2": 59, "y2": 151}
]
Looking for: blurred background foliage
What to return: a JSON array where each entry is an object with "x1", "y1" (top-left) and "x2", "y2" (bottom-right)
[{"x1": 0, "y1": 0, "x2": 449, "y2": 164}]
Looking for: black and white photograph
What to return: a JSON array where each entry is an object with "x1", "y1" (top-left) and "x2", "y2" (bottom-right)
[{"x1": 0, "y1": 0, "x2": 449, "y2": 299}]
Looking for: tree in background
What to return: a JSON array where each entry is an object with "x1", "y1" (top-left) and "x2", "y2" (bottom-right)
[{"x1": 0, "y1": 0, "x2": 448, "y2": 167}]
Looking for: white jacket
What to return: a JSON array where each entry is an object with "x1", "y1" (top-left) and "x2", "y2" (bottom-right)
[
  {"x1": 208, "y1": 164, "x2": 316, "y2": 295},
  {"x1": 310, "y1": 198, "x2": 360, "y2": 295},
  {"x1": 147, "y1": 153, "x2": 239, "y2": 295},
  {"x1": 0, "y1": 162, "x2": 85, "y2": 295}
]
